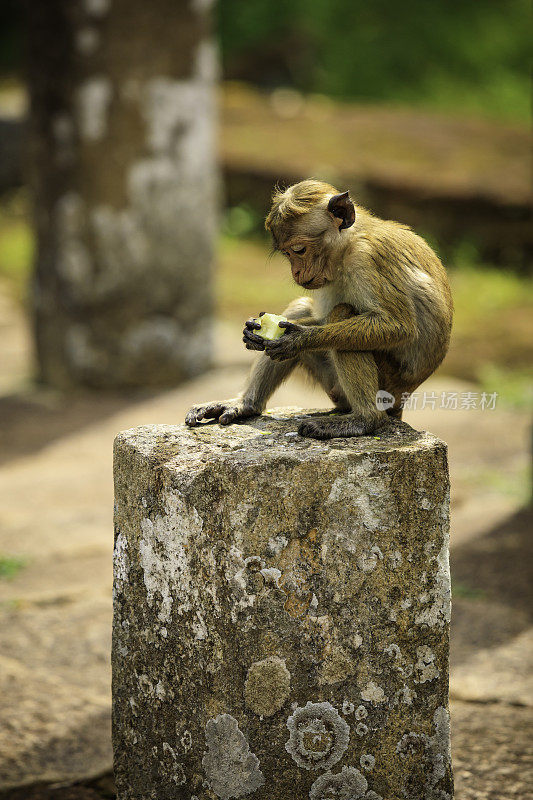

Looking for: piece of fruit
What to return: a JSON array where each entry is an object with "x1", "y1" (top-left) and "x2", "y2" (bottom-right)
[{"x1": 254, "y1": 313, "x2": 288, "y2": 340}]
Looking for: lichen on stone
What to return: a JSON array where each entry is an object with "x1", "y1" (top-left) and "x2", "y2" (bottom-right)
[
  {"x1": 384, "y1": 643, "x2": 401, "y2": 660},
  {"x1": 395, "y1": 707, "x2": 452, "y2": 799},
  {"x1": 180, "y1": 730, "x2": 193, "y2": 752},
  {"x1": 388, "y1": 549, "x2": 403, "y2": 570},
  {"x1": 137, "y1": 673, "x2": 153, "y2": 696},
  {"x1": 154, "y1": 681, "x2": 166, "y2": 700},
  {"x1": 396, "y1": 730, "x2": 430, "y2": 760},
  {"x1": 342, "y1": 700, "x2": 355, "y2": 715},
  {"x1": 394, "y1": 686, "x2": 417, "y2": 706},
  {"x1": 360, "y1": 753, "x2": 375, "y2": 771},
  {"x1": 202, "y1": 714, "x2": 264, "y2": 799},
  {"x1": 357, "y1": 545, "x2": 383, "y2": 572},
  {"x1": 431, "y1": 706, "x2": 452, "y2": 789},
  {"x1": 260, "y1": 567, "x2": 282, "y2": 585},
  {"x1": 161, "y1": 742, "x2": 186, "y2": 785},
  {"x1": 319, "y1": 646, "x2": 355, "y2": 685},
  {"x1": 228, "y1": 554, "x2": 273, "y2": 622},
  {"x1": 326, "y1": 457, "x2": 389, "y2": 535},
  {"x1": 113, "y1": 530, "x2": 129, "y2": 595},
  {"x1": 232, "y1": 556, "x2": 265, "y2": 595},
  {"x1": 138, "y1": 492, "x2": 204, "y2": 623},
  {"x1": 266, "y1": 534, "x2": 288, "y2": 556},
  {"x1": 285, "y1": 701, "x2": 349, "y2": 771},
  {"x1": 244, "y1": 657, "x2": 291, "y2": 717},
  {"x1": 309, "y1": 765, "x2": 368, "y2": 799},
  {"x1": 416, "y1": 541, "x2": 451, "y2": 629},
  {"x1": 414, "y1": 645, "x2": 440, "y2": 684},
  {"x1": 360, "y1": 681, "x2": 387, "y2": 704}
]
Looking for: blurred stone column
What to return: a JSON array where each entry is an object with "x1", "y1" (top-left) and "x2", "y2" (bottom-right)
[
  {"x1": 27, "y1": 0, "x2": 217, "y2": 388},
  {"x1": 112, "y1": 411, "x2": 454, "y2": 800}
]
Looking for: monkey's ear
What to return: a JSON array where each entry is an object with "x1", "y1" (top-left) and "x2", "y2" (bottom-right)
[{"x1": 327, "y1": 191, "x2": 355, "y2": 230}]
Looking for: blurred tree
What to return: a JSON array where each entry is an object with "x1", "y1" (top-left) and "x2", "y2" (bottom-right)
[{"x1": 27, "y1": 0, "x2": 217, "y2": 389}]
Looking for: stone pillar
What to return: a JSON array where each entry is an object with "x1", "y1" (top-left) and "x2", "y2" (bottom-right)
[
  {"x1": 28, "y1": 0, "x2": 217, "y2": 389},
  {"x1": 112, "y1": 409, "x2": 453, "y2": 800}
]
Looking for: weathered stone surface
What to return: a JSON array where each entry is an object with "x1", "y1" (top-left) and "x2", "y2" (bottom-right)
[{"x1": 112, "y1": 409, "x2": 453, "y2": 799}]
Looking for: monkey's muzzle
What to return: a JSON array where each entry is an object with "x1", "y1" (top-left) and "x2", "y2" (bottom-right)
[{"x1": 299, "y1": 277, "x2": 328, "y2": 289}]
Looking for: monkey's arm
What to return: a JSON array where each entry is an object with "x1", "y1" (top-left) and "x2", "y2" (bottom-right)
[
  {"x1": 264, "y1": 299, "x2": 416, "y2": 361},
  {"x1": 292, "y1": 316, "x2": 322, "y2": 327},
  {"x1": 306, "y1": 309, "x2": 416, "y2": 351}
]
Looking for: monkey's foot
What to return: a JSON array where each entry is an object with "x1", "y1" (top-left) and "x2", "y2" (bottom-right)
[
  {"x1": 298, "y1": 413, "x2": 387, "y2": 440},
  {"x1": 185, "y1": 399, "x2": 260, "y2": 427}
]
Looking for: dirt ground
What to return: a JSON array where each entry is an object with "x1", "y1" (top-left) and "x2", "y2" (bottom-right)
[{"x1": 0, "y1": 282, "x2": 531, "y2": 799}]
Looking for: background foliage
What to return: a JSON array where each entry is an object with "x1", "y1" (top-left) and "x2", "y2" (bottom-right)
[
  {"x1": 218, "y1": 0, "x2": 530, "y2": 121},
  {"x1": 1, "y1": 1, "x2": 529, "y2": 121}
]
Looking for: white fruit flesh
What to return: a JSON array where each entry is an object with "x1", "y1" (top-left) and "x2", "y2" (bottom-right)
[{"x1": 254, "y1": 313, "x2": 288, "y2": 340}]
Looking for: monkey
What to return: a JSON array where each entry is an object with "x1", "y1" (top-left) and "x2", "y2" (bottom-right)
[{"x1": 186, "y1": 179, "x2": 453, "y2": 439}]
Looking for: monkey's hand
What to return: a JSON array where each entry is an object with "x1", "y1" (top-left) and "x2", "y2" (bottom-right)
[
  {"x1": 185, "y1": 398, "x2": 260, "y2": 427},
  {"x1": 243, "y1": 313, "x2": 267, "y2": 351},
  {"x1": 263, "y1": 321, "x2": 306, "y2": 362}
]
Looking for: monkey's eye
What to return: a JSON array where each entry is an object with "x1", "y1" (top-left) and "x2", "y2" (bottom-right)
[{"x1": 292, "y1": 246, "x2": 306, "y2": 255}]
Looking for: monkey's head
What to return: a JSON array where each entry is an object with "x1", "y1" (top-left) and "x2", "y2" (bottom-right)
[{"x1": 265, "y1": 180, "x2": 356, "y2": 289}]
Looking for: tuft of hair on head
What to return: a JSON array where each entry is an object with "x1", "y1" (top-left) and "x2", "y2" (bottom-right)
[{"x1": 265, "y1": 179, "x2": 338, "y2": 236}]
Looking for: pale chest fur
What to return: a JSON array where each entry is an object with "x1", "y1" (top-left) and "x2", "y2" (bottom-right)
[
  {"x1": 314, "y1": 285, "x2": 345, "y2": 319},
  {"x1": 315, "y1": 262, "x2": 377, "y2": 319}
]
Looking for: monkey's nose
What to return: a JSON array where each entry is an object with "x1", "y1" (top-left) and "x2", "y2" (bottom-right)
[{"x1": 293, "y1": 269, "x2": 301, "y2": 282}]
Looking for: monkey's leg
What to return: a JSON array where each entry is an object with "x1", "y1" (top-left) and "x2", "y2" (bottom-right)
[
  {"x1": 298, "y1": 302, "x2": 387, "y2": 439},
  {"x1": 387, "y1": 405, "x2": 403, "y2": 421},
  {"x1": 373, "y1": 351, "x2": 423, "y2": 423},
  {"x1": 299, "y1": 351, "x2": 351, "y2": 411},
  {"x1": 239, "y1": 354, "x2": 298, "y2": 414},
  {"x1": 185, "y1": 354, "x2": 297, "y2": 427},
  {"x1": 298, "y1": 351, "x2": 388, "y2": 439}
]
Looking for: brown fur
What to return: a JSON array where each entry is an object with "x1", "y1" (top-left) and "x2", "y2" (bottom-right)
[{"x1": 186, "y1": 180, "x2": 453, "y2": 439}]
